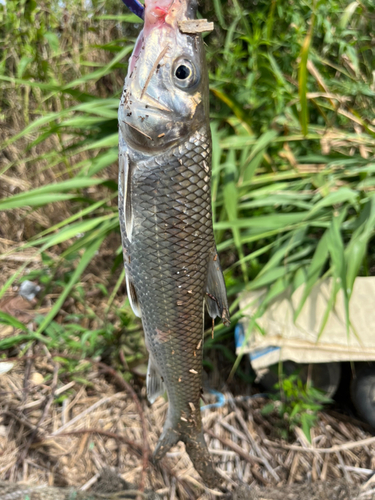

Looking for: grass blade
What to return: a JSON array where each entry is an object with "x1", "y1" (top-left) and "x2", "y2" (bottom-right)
[
  {"x1": 298, "y1": 10, "x2": 316, "y2": 135},
  {"x1": 36, "y1": 236, "x2": 105, "y2": 334}
]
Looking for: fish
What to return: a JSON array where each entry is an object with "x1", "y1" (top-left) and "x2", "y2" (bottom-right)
[{"x1": 118, "y1": 0, "x2": 230, "y2": 487}]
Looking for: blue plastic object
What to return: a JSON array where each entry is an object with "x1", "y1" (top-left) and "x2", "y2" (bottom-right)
[
  {"x1": 201, "y1": 389, "x2": 226, "y2": 411},
  {"x1": 234, "y1": 323, "x2": 280, "y2": 363},
  {"x1": 122, "y1": 0, "x2": 144, "y2": 19}
]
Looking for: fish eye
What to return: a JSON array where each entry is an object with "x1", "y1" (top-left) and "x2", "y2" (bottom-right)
[
  {"x1": 175, "y1": 64, "x2": 191, "y2": 80},
  {"x1": 173, "y1": 59, "x2": 199, "y2": 89}
]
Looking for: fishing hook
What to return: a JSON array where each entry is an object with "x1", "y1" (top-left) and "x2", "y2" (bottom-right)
[{"x1": 121, "y1": 0, "x2": 145, "y2": 20}]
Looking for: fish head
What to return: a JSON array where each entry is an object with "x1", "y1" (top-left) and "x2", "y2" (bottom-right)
[{"x1": 119, "y1": 0, "x2": 209, "y2": 152}]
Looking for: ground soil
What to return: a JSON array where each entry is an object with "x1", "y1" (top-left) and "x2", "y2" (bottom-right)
[{"x1": 0, "y1": 474, "x2": 374, "y2": 499}]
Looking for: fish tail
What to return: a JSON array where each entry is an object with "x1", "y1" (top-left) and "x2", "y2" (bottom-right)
[
  {"x1": 153, "y1": 418, "x2": 219, "y2": 489},
  {"x1": 153, "y1": 419, "x2": 180, "y2": 461},
  {"x1": 184, "y1": 431, "x2": 219, "y2": 488}
]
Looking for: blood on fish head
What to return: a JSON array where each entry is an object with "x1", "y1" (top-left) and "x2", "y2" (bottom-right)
[
  {"x1": 143, "y1": 0, "x2": 192, "y2": 36},
  {"x1": 119, "y1": 0, "x2": 209, "y2": 152},
  {"x1": 143, "y1": 0, "x2": 172, "y2": 36}
]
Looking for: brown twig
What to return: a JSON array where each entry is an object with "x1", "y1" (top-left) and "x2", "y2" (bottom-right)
[
  {"x1": 22, "y1": 346, "x2": 34, "y2": 406},
  {"x1": 3, "y1": 410, "x2": 43, "y2": 433},
  {"x1": 336, "y1": 450, "x2": 352, "y2": 484},
  {"x1": 230, "y1": 398, "x2": 280, "y2": 483},
  {"x1": 263, "y1": 436, "x2": 375, "y2": 453},
  {"x1": 206, "y1": 429, "x2": 261, "y2": 466},
  {"x1": 49, "y1": 428, "x2": 144, "y2": 455}
]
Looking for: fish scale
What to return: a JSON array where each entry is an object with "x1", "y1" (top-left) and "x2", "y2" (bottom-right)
[{"x1": 126, "y1": 127, "x2": 212, "y2": 422}]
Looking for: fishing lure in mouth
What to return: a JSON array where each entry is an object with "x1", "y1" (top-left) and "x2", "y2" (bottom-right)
[{"x1": 118, "y1": 0, "x2": 230, "y2": 488}]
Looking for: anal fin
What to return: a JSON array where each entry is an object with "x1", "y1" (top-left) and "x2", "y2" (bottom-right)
[
  {"x1": 126, "y1": 273, "x2": 142, "y2": 318},
  {"x1": 205, "y1": 248, "x2": 230, "y2": 326},
  {"x1": 147, "y1": 357, "x2": 165, "y2": 404}
]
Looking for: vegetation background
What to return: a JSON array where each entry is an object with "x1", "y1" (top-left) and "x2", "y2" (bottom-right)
[{"x1": 1, "y1": 0, "x2": 375, "y2": 386}]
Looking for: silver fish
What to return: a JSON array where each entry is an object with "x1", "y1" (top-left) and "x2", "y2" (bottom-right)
[{"x1": 118, "y1": 0, "x2": 230, "y2": 487}]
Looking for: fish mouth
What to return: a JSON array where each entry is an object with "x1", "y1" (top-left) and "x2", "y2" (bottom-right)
[{"x1": 120, "y1": 113, "x2": 191, "y2": 153}]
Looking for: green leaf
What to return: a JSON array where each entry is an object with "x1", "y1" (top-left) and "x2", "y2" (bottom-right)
[
  {"x1": 301, "y1": 415, "x2": 313, "y2": 443},
  {"x1": 0, "y1": 334, "x2": 41, "y2": 350},
  {"x1": 318, "y1": 210, "x2": 349, "y2": 337},
  {"x1": 62, "y1": 45, "x2": 133, "y2": 91},
  {"x1": 212, "y1": 0, "x2": 226, "y2": 28},
  {"x1": 290, "y1": 403, "x2": 301, "y2": 419},
  {"x1": 295, "y1": 231, "x2": 329, "y2": 320},
  {"x1": 0, "y1": 178, "x2": 105, "y2": 210},
  {"x1": 33, "y1": 216, "x2": 113, "y2": 250},
  {"x1": 0, "y1": 311, "x2": 27, "y2": 330},
  {"x1": 95, "y1": 14, "x2": 141, "y2": 23},
  {"x1": 214, "y1": 212, "x2": 307, "y2": 230},
  {"x1": 346, "y1": 197, "x2": 375, "y2": 295},
  {"x1": 36, "y1": 236, "x2": 105, "y2": 334},
  {"x1": 327, "y1": 214, "x2": 347, "y2": 296},
  {"x1": 17, "y1": 56, "x2": 33, "y2": 78},
  {"x1": 339, "y1": 2, "x2": 359, "y2": 30},
  {"x1": 44, "y1": 32, "x2": 59, "y2": 54},
  {"x1": 308, "y1": 188, "x2": 358, "y2": 216},
  {"x1": 211, "y1": 121, "x2": 222, "y2": 222},
  {"x1": 298, "y1": 11, "x2": 315, "y2": 135},
  {"x1": 261, "y1": 275, "x2": 292, "y2": 310},
  {"x1": 261, "y1": 403, "x2": 275, "y2": 415},
  {"x1": 250, "y1": 266, "x2": 294, "y2": 290},
  {"x1": 223, "y1": 150, "x2": 247, "y2": 281},
  {"x1": 257, "y1": 229, "x2": 306, "y2": 279},
  {"x1": 241, "y1": 130, "x2": 278, "y2": 184}
]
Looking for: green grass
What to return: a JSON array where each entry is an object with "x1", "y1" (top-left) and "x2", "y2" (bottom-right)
[
  {"x1": 262, "y1": 373, "x2": 332, "y2": 442},
  {"x1": 0, "y1": 0, "x2": 374, "y2": 378}
]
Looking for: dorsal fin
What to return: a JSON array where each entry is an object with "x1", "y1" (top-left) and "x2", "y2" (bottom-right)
[{"x1": 205, "y1": 248, "x2": 230, "y2": 326}]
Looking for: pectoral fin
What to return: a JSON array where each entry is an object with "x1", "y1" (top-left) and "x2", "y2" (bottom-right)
[
  {"x1": 205, "y1": 248, "x2": 230, "y2": 326},
  {"x1": 147, "y1": 357, "x2": 165, "y2": 404},
  {"x1": 119, "y1": 149, "x2": 134, "y2": 242}
]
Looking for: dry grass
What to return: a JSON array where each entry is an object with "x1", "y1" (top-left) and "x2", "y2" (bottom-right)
[{"x1": 1, "y1": 346, "x2": 375, "y2": 499}]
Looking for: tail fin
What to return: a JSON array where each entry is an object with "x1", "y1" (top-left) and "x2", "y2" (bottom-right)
[
  {"x1": 153, "y1": 422, "x2": 180, "y2": 461},
  {"x1": 184, "y1": 431, "x2": 219, "y2": 489},
  {"x1": 153, "y1": 419, "x2": 219, "y2": 489}
]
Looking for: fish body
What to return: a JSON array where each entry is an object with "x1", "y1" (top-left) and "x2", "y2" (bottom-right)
[{"x1": 118, "y1": 0, "x2": 229, "y2": 486}]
